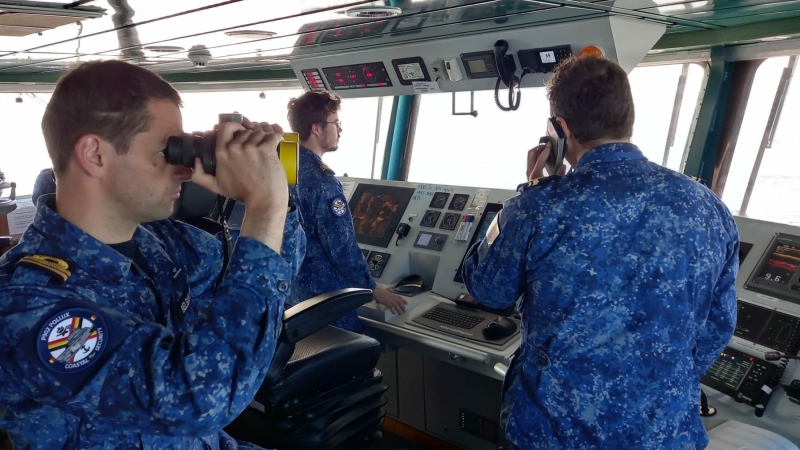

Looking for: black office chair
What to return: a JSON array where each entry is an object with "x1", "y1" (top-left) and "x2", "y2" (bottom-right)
[{"x1": 173, "y1": 182, "x2": 389, "y2": 449}]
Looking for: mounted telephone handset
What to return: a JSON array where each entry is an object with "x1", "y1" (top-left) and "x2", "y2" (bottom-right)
[
  {"x1": 537, "y1": 117, "x2": 567, "y2": 176},
  {"x1": 493, "y1": 40, "x2": 521, "y2": 111},
  {"x1": 395, "y1": 222, "x2": 411, "y2": 246}
]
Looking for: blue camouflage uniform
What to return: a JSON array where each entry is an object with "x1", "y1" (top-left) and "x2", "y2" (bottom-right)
[
  {"x1": 0, "y1": 194, "x2": 305, "y2": 449},
  {"x1": 287, "y1": 147, "x2": 375, "y2": 333},
  {"x1": 464, "y1": 143, "x2": 738, "y2": 450}
]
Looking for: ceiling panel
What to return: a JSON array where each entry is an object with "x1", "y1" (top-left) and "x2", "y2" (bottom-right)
[
  {"x1": 0, "y1": 0, "x2": 798, "y2": 77},
  {"x1": 704, "y1": 8, "x2": 800, "y2": 24},
  {"x1": 676, "y1": 1, "x2": 800, "y2": 20},
  {"x1": 637, "y1": 0, "x2": 800, "y2": 12},
  {"x1": 639, "y1": 0, "x2": 800, "y2": 20}
]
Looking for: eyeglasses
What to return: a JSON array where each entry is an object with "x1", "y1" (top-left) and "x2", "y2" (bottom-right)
[{"x1": 323, "y1": 120, "x2": 342, "y2": 129}]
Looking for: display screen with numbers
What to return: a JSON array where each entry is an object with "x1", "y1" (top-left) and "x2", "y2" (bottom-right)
[
  {"x1": 758, "y1": 244, "x2": 800, "y2": 284},
  {"x1": 744, "y1": 233, "x2": 800, "y2": 305}
]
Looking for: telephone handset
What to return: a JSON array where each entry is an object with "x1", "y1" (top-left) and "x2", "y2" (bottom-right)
[
  {"x1": 537, "y1": 117, "x2": 566, "y2": 175},
  {"x1": 395, "y1": 222, "x2": 411, "y2": 246},
  {"x1": 493, "y1": 40, "x2": 516, "y2": 88},
  {"x1": 493, "y1": 40, "x2": 520, "y2": 111}
]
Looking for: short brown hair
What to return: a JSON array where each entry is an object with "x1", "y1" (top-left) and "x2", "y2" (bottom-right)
[
  {"x1": 546, "y1": 55, "x2": 634, "y2": 144},
  {"x1": 42, "y1": 60, "x2": 182, "y2": 174},
  {"x1": 287, "y1": 91, "x2": 341, "y2": 141}
]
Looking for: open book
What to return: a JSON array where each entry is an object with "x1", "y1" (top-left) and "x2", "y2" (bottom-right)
[{"x1": 707, "y1": 420, "x2": 798, "y2": 450}]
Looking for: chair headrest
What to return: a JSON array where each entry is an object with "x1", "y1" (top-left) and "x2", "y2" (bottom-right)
[
  {"x1": 32, "y1": 168, "x2": 55, "y2": 206},
  {"x1": 172, "y1": 181, "x2": 218, "y2": 221}
]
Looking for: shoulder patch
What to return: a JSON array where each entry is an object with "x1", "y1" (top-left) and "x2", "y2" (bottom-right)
[
  {"x1": 37, "y1": 308, "x2": 107, "y2": 373},
  {"x1": 331, "y1": 197, "x2": 347, "y2": 217},
  {"x1": 319, "y1": 162, "x2": 336, "y2": 176},
  {"x1": 17, "y1": 255, "x2": 72, "y2": 283}
]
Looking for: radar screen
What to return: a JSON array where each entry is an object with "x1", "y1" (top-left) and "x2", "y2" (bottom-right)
[
  {"x1": 350, "y1": 184, "x2": 415, "y2": 248},
  {"x1": 734, "y1": 300, "x2": 800, "y2": 355}
]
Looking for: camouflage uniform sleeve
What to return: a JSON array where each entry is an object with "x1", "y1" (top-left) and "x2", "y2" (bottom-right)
[
  {"x1": 314, "y1": 184, "x2": 376, "y2": 290},
  {"x1": 694, "y1": 215, "x2": 739, "y2": 376},
  {"x1": 173, "y1": 210, "x2": 305, "y2": 300},
  {"x1": 0, "y1": 238, "x2": 298, "y2": 435},
  {"x1": 463, "y1": 196, "x2": 532, "y2": 309},
  {"x1": 282, "y1": 208, "x2": 306, "y2": 280}
]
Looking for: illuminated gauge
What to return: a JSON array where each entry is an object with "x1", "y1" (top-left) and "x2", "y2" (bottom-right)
[
  {"x1": 363, "y1": 67, "x2": 377, "y2": 82},
  {"x1": 448, "y1": 194, "x2": 469, "y2": 211},
  {"x1": 421, "y1": 210, "x2": 441, "y2": 228},
  {"x1": 429, "y1": 192, "x2": 450, "y2": 209},
  {"x1": 439, "y1": 213, "x2": 461, "y2": 231}
]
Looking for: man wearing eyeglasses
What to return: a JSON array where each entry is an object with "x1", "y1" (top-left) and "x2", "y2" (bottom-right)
[{"x1": 286, "y1": 91, "x2": 407, "y2": 333}]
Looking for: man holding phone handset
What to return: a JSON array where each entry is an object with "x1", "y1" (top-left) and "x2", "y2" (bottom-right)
[
  {"x1": 463, "y1": 55, "x2": 738, "y2": 449},
  {"x1": 0, "y1": 60, "x2": 304, "y2": 449}
]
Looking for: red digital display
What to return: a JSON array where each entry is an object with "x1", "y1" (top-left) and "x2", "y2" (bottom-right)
[
  {"x1": 322, "y1": 62, "x2": 393, "y2": 90},
  {"x1": 301, "y1": 69, "x2": 326, "y2": 92}
]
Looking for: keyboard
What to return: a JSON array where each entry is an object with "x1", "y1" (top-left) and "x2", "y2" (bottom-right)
[{"x1": 422, "y1": 306, "x2": 485, "y2": 329}]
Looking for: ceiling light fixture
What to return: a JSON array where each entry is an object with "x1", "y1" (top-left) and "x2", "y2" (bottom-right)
[
  {"x1": 225, "y1": 30, "x2": 277, "y2": 39},
  {"x1": 344, "y1": 6, "x2": 402, "y2": 18},
  {"x1": 145, "y1": 45, "x2": 184, "y2": 53}
]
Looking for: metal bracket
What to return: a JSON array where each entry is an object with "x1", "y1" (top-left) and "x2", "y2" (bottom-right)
[{"x1": 452, "y1": 91, "x2": 478, "y2": 117}]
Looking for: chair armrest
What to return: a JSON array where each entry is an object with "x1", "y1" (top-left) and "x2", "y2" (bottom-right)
[{"x1": 282, "y1": 288, "x2": 373, "y2": 343}]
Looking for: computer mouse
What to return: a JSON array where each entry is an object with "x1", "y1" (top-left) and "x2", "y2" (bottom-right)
[
  {"x1": 393, "y1": 274, "x2": 424, "y2": 294},
  {"x1": 482, "y1": 317, "x2": 518, "y2": 340}
]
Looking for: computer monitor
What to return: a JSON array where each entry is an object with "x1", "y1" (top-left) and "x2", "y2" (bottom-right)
[
  {"x1": 454, "y1": 202, "x2": 503, "y2": 283},
  {"x1": 350, "y1": 184, "x2": 415, "y2": 248}
]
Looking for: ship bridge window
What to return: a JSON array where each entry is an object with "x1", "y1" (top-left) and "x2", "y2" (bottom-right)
[
  {"x1": 407, "y1": 62, "x2": 706, "y2": 190},
  {"x1": 180, "y1": 90, "x2": 393, "y2": 180},
  {"x1": 0, "y1": 93, "x2": 53, "y2": 196},
  {"x1": 0, "y1": 89, "x2": 392, "y2": 196},
  {"x1": 720, "y1": 55, "x2": 800, "y2": 226}
]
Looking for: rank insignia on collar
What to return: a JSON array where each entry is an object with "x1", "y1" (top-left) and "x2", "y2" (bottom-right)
[{"x1": 17, "y1": 254, "x2": 72, "y2": 282}]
